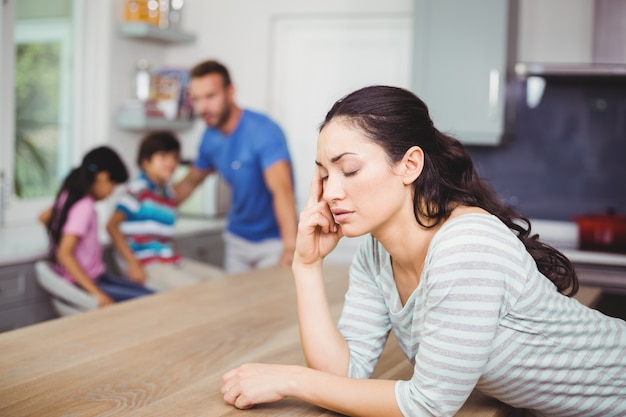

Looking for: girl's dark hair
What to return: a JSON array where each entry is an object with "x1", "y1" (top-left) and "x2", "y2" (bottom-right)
[
  {"x1": 137, "y1": 130, "x2": 180, "y2": 167},
  {"x1": 46, "y1": 146, "x2": 128, "y2": 256},
  {"x1": 321, "y1": 85, "x2": 578, "y2": 296}
]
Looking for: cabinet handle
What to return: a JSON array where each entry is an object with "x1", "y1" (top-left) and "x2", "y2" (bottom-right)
[
  {"x1": 0, "y1": 169, "x2": 7, "y2": 227},
  {"x1": 488, "y1": 69, "x2": 500, "y2": 119}
]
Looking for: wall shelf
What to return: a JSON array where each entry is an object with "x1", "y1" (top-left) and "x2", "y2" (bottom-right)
[
  {"x1": 117, "y1": 22, "x2": 196, "y2": 44},
  {"x1": 115, "y1": 112, "x2": 194, "y2": 131}
]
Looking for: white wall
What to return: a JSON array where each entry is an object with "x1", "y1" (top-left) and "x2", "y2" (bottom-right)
[
  {"x1": 102, "y1": 0, "x2": 412, "y2": 168},
  {"x1": 86, "y1": 1, "x2": 411, "y2": 262}
]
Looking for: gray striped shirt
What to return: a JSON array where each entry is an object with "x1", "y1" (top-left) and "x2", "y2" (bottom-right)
[{"x1": 338, "y1": 214, "x2": 626, "y2": 416}]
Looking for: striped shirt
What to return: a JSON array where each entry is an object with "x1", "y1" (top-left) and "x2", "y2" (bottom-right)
[
  {"x1": 338, "y1": 214, "x2": 626, "y2": 416},
  {"x1": 115, "y1": 173, "x2": 181, "y2": 265}
]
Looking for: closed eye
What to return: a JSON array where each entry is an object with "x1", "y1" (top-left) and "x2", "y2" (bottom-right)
[{"x1": 344, "y1": 171, "x2": 358, "y2": 177}]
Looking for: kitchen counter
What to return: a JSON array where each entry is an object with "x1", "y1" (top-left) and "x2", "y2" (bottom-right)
[
  {"x1": 531, "y1": 218, "x2": 626, "y2": 267},
  {"x1": 0, "y1": 216, "x2": 226, "y2": 332},
  {"x1": 0, "y1": 216, "x2": 226, "y2": 266}
]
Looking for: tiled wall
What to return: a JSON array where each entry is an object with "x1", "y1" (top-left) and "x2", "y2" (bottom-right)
[{"x1": 468, "y1": 77, "x2": 626, "y2": 221}]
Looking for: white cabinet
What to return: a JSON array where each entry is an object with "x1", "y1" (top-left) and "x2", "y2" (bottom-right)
[
  {"x1": 175, "y1": 232, "x2": 224, "y2": 268},
  {"x1": 517, "y1": 0, "x2": 594, "y2": 64},
  {"x1": 0, "y1": 262, "x2": 55, "y2": 332},
  {"x1": 412, "y1": 0, "x2": 513, "y2": 146}
]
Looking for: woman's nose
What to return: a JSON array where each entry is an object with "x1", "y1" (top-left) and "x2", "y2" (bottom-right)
[{"x1": 322, "y1": 175, "x2": 344, "y2": 202}]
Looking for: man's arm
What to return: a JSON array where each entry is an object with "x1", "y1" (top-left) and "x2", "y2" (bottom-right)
[
  {"x1": 173, "y1": 166, "x2": 212, "y2": 205},
  {"x1": 263, "y1": 160, "x2": 297, "y2": 266}
]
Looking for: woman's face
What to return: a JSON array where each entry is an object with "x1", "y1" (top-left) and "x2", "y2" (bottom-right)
[{"x1": 316, "y1": 118, "x2": 411, "y2": 238}]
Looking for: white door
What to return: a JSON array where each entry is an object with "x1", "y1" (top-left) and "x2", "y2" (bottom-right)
[{"x1": 270, "y1": 16, "x2": 412, "y2": 263}]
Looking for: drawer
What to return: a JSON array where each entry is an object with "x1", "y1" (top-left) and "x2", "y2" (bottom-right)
[
  {"x1": 0, "y1": 262, "x2": 46, "y2": 307},
  {"x1": 175, "y1": 233, "x2": 224, "y2": 268},
  {"x1": 0, "y1": 300, "x2": 56, "y2": 333},
  {"x1": 0, "y1": 265, "x2": 29, "y2": 306}
]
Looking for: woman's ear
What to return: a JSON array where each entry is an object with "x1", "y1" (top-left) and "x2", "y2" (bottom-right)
[{"x1": 400, "y1": 146, "x2": 424, "y2": 185}]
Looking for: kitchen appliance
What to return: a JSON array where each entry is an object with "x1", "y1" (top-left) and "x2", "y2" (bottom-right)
[
  {"x1": 516, "y1": 0, "x2": 626, "y2": 79},
  {"x1": 574, "y1": 211, "x2": 626, "y2": 254}
]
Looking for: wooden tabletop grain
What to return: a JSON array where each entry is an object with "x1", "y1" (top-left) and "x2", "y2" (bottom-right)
[{"x1": 0, "y1": 263, "x2": 597, "y2": 417}]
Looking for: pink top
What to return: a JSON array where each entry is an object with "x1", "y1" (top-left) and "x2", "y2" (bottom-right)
[{"x1": 55, "y1": 195, "x2": 106, "y2": 283}]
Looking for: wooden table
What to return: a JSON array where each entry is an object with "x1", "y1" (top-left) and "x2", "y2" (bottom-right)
[{"x1": 0, "y1": 263, "x2": 601, "y2": 416}]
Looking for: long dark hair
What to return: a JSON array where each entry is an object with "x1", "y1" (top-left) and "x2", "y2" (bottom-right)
[
  {"x1": 46, "y1": 146, "x2": 128, "y2": 255},
  {"x1": 321, "y1": 85, "x2": 578, "y2": 296}
]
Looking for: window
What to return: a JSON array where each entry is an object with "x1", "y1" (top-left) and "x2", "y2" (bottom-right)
[
  {"x1": 15, "y1": 19, "x2": 73, "y2": 199},
  {"x1": 0, "y1": 0, "x2": 77, "y2": 224}
]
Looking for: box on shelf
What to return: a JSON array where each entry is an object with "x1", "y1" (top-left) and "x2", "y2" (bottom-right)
[{"x1": 152, "y1": 67, "x2": 193, "y2": 120}]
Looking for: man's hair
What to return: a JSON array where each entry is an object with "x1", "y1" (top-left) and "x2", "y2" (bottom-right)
[
  {"x1": 189, "y1": 59, "x2": 232, "y2": 86},
  {"x1": 137, "y1": 130, "x2": 180, "y2": 167}
]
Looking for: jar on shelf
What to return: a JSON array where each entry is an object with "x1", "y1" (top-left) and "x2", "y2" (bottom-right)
[
  {"x1": 124, "y1": 0, "x2": 160, "y2": 26},
  {"x1": 155, "y1": 0, "x2": 184, "y2": 29},
  {"x1": 135, "y1": 59, "x2": 152, "y2": 102},
  {"x1": 168, "y1": 0, "x2": 184, "y2": 29}
]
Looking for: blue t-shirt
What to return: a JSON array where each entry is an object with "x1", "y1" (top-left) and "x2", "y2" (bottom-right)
[{"x1": 195, "y1": 109, "x2": 292, "y2": 241}]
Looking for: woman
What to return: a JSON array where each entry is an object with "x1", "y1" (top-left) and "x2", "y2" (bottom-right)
[{"x1": 221, "y1": 86, "x2": 626, "y2": 416}]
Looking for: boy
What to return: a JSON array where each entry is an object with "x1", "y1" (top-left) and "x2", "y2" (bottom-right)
[{"x1": 107, "y1": 130, "x2": 223, "y2": 291}]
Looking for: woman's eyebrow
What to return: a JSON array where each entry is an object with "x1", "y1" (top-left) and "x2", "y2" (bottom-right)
[{"x1": 315, "y1": 152, "x2": 357, "y2": 167}]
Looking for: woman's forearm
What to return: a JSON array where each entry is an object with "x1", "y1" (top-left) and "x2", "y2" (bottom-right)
[
  {"x1": 293, "y1": 262, "x2": 350, "y2": 375},
  {"x1": 288, "y1": 366, "x2": 403, "y2": 417}
]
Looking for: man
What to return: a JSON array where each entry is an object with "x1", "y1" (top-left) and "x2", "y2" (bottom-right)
[{"x1": 175, "y1": 60, "x2": 297, "y2": 275}]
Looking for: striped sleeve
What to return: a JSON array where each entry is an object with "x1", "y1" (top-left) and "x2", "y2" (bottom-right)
[
  {"x1": 115, "y1": 179, "x2": 144, "y2": 218},
  {"x1": 395, "y1": 217, "x2": 526, "y2": 416}
]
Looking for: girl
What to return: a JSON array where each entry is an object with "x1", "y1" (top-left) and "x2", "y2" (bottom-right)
[
  {"x1": 221, "y1": 86, "x2": 626, "y2": 416},
  {"x1": 40, "y1": 146, "x2": 153, "y2": 307}
]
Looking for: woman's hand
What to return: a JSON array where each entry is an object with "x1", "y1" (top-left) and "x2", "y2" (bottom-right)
[
  {"x1": 221, "y1": 363, "x2": 297, "y2": 409},
  {"x1": 294, "y1": 168, "x2": 343, "y2": 266}
]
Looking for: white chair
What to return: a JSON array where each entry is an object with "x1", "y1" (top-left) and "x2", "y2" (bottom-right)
[{"x1": 34, "y1": 261, "x2": 98, "y2": 316}]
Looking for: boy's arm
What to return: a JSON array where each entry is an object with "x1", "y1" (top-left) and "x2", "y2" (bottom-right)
[
  {"x1": 56, "y1": 234, "x2": 114, "y2": 307},
  {"x1": 106, "y1": 210, "x2": 146, "y2": 284}
]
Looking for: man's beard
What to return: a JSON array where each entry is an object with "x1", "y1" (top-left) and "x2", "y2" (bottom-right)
[{"x1": 213, "y1": 102, "x2": 232, "y2": 130}]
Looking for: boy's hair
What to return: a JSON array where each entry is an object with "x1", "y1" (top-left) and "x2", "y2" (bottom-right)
[
  {"x1": 189, "y1": 59, "x2": 232, "y2": 87},
  {"x1": 137, "y1": 130, "x2": 181, "y2": 167}
]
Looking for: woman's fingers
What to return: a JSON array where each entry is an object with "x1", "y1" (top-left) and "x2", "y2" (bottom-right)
[
  {"x1": 299, "y1": 202, "x2": 334, "y2": 233},
  {"x1": 221, "y1": 364, "x2": 290, "y2": 410},
  {"x1": 306, "y1": 166, "x2": 323, "y2": 206},
  {"x1": 222, "y1": 384, "x2": 240, "y2": 404}
]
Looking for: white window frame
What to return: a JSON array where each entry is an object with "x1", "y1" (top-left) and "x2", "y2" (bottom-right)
[{"x1": 0, "y1": 0, "x2": 111, "y2": 226}]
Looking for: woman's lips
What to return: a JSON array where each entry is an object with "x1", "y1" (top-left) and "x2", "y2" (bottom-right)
[{"x1": 331, "y1": 209, "x2": 353, "y2": 223}]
